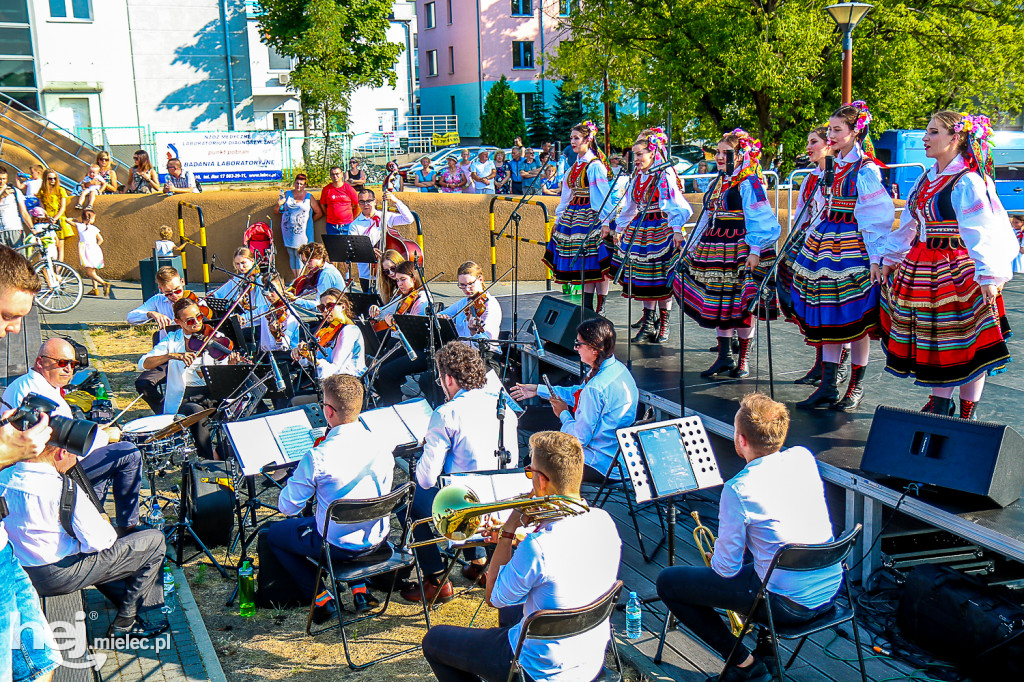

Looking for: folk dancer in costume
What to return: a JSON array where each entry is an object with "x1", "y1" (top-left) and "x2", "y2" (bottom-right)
[
  {"x1": 612, "y1": 127, "x2": 693, "y2": 343},
  {"x1": 210, "y1": 246, "x2": 267, "y2": 326},
  {"x1": 258, "y1": 275, "x2": 301, "y2": 352},
  {"x1": 288, "y1": 242, "x2": 348, "y2": 314},
  {"x1": 511, "y1": 318, "x2": 638, "y2": 483},
  {"x1": 367, "y1": 260, "x2": 431, "y2": 406},
  {"x1": 421, "y1": 431, "x2": 620, "y2": 682},
  {"x1": 129, "y1": 266, "x2": 210, "y2": 413},
  {"x1": 656, "y1": 394, "x2": 843, "y2": 682},
  {"x1": 790, "y1": 102, "x2": 896, "y2": 411},
  {"x1": 343, "y1": 188, "x2": 413, "y2": 293},
  {"x1": 541, "y1": 120, "x2": 615, "y2": 314},
  {"x1": 777, "y1": 127, "x2": 851, "y2": 387},
  {"x1": 291, "y1": 288, "x2": 365, "y2": 380},
  {"x1": 677, "y1": 129, "x2": 782, "y2": 380},
  {"x1": 137, "y1": 298, "x2": 243, "y2": 459},
  {"x1": 402, "y1": 343, "x2": 520, "y2": 603},
  {"x1": 264, "y1": 374, "x2": 394, "y2": 620},
  {"x1": 880, "y1": 112, "x2": 1015, "y2": 420}
]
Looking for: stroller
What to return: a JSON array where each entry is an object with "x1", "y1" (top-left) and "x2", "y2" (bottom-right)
[{"x1": 243, "y1": 218, "x2": 274, "y2": 260}]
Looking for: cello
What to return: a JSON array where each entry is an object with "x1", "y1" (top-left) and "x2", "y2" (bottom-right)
[{"x1": 381, "y1": 161, "x2": 423, "y2": 266}]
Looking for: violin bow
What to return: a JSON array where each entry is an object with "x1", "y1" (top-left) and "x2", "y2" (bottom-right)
[
  {"x1": 447, "y1": 267, "x2": 514, "y2": 319},
  {"x1": 191, "y1": 278, "x2": 254, "y2": 358}
]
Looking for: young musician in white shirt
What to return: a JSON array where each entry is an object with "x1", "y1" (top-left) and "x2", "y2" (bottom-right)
[
  {"x1": 421, "y1": 431, "x2": 621, "y2": 682},
  {"x1": 259, "y1": 274, "x2": 301, "y2": 352},
  {"x1": 210, "y1": 246, "x2": 267, "y2": 325},
  {"x1": 439, "y1": 261, "x2": 502, "y2": 344},
  {"x1": 346, "y1": 189, "x2": 413, "y2": 292},
  {"x1": 656, "y1": 393, "x2": 843, "y2": 682},
  {"x1": 291, "y1": 288, "x2": 365, "y2": 380},
  {"x1": 367, "y1": 260, "x2": 431, "y2": 406}
]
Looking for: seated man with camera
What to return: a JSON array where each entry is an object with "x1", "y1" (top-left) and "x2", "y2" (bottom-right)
[{"x1": 2, "y1": 338, "x2": 144, "y2": 533}]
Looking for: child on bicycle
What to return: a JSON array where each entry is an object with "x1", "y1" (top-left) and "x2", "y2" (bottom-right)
[{"x1": 74, "y1": 208, "x2": 110, "y2": 297}]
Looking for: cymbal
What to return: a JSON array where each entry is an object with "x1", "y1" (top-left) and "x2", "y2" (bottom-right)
[{"x1": 144, "y1": 408, "x2": 216, "y2": 443}]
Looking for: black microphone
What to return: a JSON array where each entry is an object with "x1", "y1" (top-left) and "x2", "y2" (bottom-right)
[
  {"x1": 268, "y1": 352, "x2": 286, "y2": 392},
  {"x1": 531, "y1": 320, "x2": 546, "y2": 358},
  {"x1": 396, "y1": 326, "x2": 418, "y2": 362},
  {"x1": 724, "y1": 150, "x2": 735, "y2": 176},
  {"x1": 823, "y1": 155, "x2": 835, "y2": 189},
  {"x1": 648, "y1": 160, "x2": 674, "y2": 174}
]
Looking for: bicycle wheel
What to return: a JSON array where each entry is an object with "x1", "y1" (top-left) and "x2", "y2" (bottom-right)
[{"x1": 33, "y1": 260, "x2": 84, "y2": 313}]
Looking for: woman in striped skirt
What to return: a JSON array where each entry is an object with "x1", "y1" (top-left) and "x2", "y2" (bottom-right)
[
  {"x1": 612, "y1": 127, "x2": 693, "y2": 343},
  {"x1": 880, "y1": 112, "x2": 1015, "y2": 420},
  {"x1": 542, "y1": 120, "x2": 614, "y2": 312},
  {"x1": 790, "y1": 102, "x2": 895, "y2": 411},
  {"x1": 676, "y1": 129, "x2": 781, "y2": 379}
]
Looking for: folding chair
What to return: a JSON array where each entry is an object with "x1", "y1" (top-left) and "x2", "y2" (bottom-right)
[
  {"x1": 305, "y1": 482, "x2": 432, "y2": 669},
  {"x1": 508, "y1": 580, "x2": 625, "y2": 682}
]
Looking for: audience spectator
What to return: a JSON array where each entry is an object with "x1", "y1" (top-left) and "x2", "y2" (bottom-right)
[
  {"x1": 521, "y1": 148, "x2": 543, "y2": 193},
  {"x1": 410, "y1": 157, "x2": 437, "y2": 192},
  {"x1": 470, "y1": 150, "x2": 496, "y2": 194},
  {"x1": 162, "y1": 158, "x2": 198, "y2": 195},
  {"x1": 458, "y1": 149, "x2": 476, "y2": 194},
  {"x1": 508, "y1": 142, "x2": 525, "y2": 194},
  {"x1": 346, "y1": 158, "x2": 367, "y2": 192},
  {"x1": 154, "y1": 225, "x2": 181, "y2": 258},
  {"x1": 493, "y1": 150, "x2": 512, "y2": 194},
  {"x1": 18, "y1": 165, "x2": 44, "y2": 202},
  {"x1": 95, "y1": 151, "x2": 118, "y2": 193},
  {"x1": 277, "y1": 173, "x2": 323, "y2": 278},
  {"x1": 123, "y1": 150, "x2": 160, "y2": 194},
  {"x1": 35, "y1": 168, "x2": 74, "y2": 262},
  {"x1": 541, "y1": 164, "x2": 561, "y2": 196},
  {"x1": 694, "y1": 160, "x2": 713, "y2": 192},
  {"x1": 76, "y1": 164, "x2": 104, "y2": 209},
  {"x1": 320, "y1": 166, "x2": 360, "y2": 235},
  {"x1": 74, "y1": 208, "x2": 110, "y2": 297},
  {"x1": 439, "y1": 157, "x2": 468, "y2": 193},
  {"x1": 0, "y1": 166, "x2": 30, "y2": 250}
]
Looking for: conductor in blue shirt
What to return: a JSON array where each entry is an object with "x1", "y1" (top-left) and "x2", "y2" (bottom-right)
[{"x1": 656, "y1": 393, "x2": 843, "y2": 682}]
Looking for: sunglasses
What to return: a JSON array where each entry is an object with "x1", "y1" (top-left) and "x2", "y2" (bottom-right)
[
  {"x1": 183, "y1": 315, "x2": 204, "y2": 326},
  {"x1": 317, "y1": 301, "x2": 338, "y2": 313},
  {"x1": 41, "y1": 355, "x2": 78, "y2": 369},
  {"x1": 358, "y1": 199, "x2": 375, "y2": 204},
  {"x1": 384, "y1": 267, "x2": 396, "y2": 275},
  {"x1": 162, "y1": 287, "x2": 184, "y2": 298},
  {"x1": 573, "y1": 340, "x2": 590, "y2": 349},
  {"x1": 524, "y1": 465, "x2": 545, "y2": 480}
]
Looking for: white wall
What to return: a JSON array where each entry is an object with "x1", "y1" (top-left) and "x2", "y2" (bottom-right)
[{"x1": 347, "y1": 0, "x2": 417, "y2": 134}]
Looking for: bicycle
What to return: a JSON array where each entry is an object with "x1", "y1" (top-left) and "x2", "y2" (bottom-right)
[{"x1": 17, "y1": 223, "x2": 84, "y2": 313}]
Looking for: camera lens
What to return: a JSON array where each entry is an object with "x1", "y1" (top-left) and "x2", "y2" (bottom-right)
[{"x1": 49, "y1": 416, "x2": 100, "y2": 457}]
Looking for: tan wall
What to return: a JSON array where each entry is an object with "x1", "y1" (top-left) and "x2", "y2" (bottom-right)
[{"x1": 65, "y1": 189, "x2": 844, "y2": 284}]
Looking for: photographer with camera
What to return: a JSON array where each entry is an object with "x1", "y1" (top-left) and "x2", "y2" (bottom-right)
[{"x1": 2, "y1": 338, "x2": 144, "y2": 533}]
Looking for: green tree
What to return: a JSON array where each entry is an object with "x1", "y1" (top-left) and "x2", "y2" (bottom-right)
[
  {"x1": 256, "y1": 0, "x2": 403, "y2": 169},
  {"x1": 550, "y1": 0, "x2": 1024, "y2": 173},
  {"x1": 549, "y1": 82, "x2": 586, "y2": 143},
  {"x1": 480, "y1": 76, "x2": 527, "y2": 147},
  {"x1": 527, "y1": 84, "x2": 552, "y2": 146}
]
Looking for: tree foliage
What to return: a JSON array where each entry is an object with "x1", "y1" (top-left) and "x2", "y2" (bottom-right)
[
  {"x1": 549, "y1": 0, "x2": 1024, "y2": 171},
  {"x1": 480, "y1": 76, "x2": 528, "y2": 147},
  {"x1": 256, "y1": 0, "x2": 403, "y2": 167},
  {"x1": 548, "y1": 82, "x2": 587, "y2": 142},
  {"x1": 527, "y1": 84, "x2": 552, "y2": 145}
]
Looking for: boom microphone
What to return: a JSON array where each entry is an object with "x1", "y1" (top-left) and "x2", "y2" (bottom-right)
[
  {"x1": 724, "y1": 149, "x2": 735, "y2": 176},
  {"x1": 268, "y1": 352, "x2": 286, "y2": 392},
  {"x1": 648, "y1": 160, "x2": 674, "y2": 174},
  {"x1": 396, "y1": 326, "x2": 418, "y2": 362},
  {"x1": 531, "y1": 320, "x2": 547, "y2": 358}
]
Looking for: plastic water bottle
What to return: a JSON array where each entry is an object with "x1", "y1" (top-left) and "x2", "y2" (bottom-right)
[
  {"x1": 146, "y1": 504, "x2": 164, "y2": 531},
  {"x1": 625, "y1": 592, "x2": 642, "y2": 639},
  {"x1": 238, "y1": 560, "x2": 255, "y2": 617},
  {"x1": 162, "y1": 565, "x2": 176, "y2": 614}
]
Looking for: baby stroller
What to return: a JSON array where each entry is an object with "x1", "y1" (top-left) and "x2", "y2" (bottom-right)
[{"x1": 243, "y1": 218, "x2": 274, "y2": 261}]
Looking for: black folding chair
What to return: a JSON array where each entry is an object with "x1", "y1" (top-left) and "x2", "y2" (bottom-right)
[
  {"x1": 305, "y1": 482, "x2": 432, "y2": 669},
  {"x1": 718, "y1": 524, "x2": 866, "y2": 682},
  {"x1": 508, "y1": 580, "x2": 625, "y2": 682}
]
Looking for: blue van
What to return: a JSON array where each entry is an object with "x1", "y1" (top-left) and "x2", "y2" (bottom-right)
[{"x1": 875, "y1": 129, "x2": 1024, "y2": 211}]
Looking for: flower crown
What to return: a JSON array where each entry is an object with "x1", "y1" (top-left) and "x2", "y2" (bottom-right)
[
  {"x1": 646, "y1": 127, "x2": 669, "y2": 153},
  {"x1": 851, "y1": 101, "x2": 872, "y2": 132},
  {"x1": 579, "y1": 119, "x2": 598, "y2": 138},
  {"x1": 954, "y1": 113, "x2": 995, "y2": 144},
  {"x1": 730, "y1": 128, "x2": 762, "y2": 162}
]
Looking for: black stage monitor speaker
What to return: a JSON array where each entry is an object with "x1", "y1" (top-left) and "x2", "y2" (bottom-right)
[
  {"x1": 532, "y1": 295, "x2": 600, "y2": 353},
  {"x1": 862, "y1": 406, "x2": 1024, "y2": 507}
]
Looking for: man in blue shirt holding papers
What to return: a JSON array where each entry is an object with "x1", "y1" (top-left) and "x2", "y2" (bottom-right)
[{"x1": 656, "y1": 393, "x2": 843, "y2": 682}]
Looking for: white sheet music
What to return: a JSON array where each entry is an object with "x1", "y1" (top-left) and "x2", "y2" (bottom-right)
[
  {"x1": 393, "y1": 399, "x2": 433, "y2": 441},
  {"x1": 359, "y1": 405, "x2": 416, "y2": 452},
  {"x1": 226, "y1": 407, "x2": 317, "y2": 476}
]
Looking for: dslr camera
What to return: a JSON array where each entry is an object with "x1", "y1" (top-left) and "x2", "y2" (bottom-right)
[{"x1": 8, "y1": 393, "x2": 100, "y2": 457}]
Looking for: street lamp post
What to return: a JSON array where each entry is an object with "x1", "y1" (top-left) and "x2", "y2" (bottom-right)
[{"x1": 825, "y1": 2, "x2": 873, "y2": 105}]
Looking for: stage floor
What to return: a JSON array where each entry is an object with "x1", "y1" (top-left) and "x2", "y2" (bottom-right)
[{"x1": 496, "y1": 277, "x2": 1024, "y2": 556}]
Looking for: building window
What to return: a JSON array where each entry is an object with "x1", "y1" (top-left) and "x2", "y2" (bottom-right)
[
  {"x1": 558, "y1": 0, "x2": 574, "y2": 15},
  {"x1": 0, "y1": 28, "x2": 32, "y2": 56},
  {"x1": 48, "y1": 0, "x2": 91, "y2": 20},
  {"x1": 0, "y1": 0, "x2": 29, "y2": 23},
  {"x1": 518, "y1": 92, "x2": 535, "y2": 119},
  {"x1": 268, "y1": 46, "x2": 290, "y2": 71},
  {"x1": 511, "y1": 0, "x2": 531, "y2": 15},
  {"x1": 512, "y1": 41, "x2": 534, "y2": 69},
  {"x1": 425, "y1": 1, "x2": 436, "y2": 28},
  {"x1": 426, "y1": 49, "x2": 438, "y2": 77},
  {"x1": 448, "y1": 46, "x2": 454, "y2": 74},
  {"x1": 446, "y1": 0, "x2": 452, "y2": 23}
]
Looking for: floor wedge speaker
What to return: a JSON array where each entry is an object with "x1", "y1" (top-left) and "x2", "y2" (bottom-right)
[{"x1": 532, "y1": 295, "x2": 600, "y2": 353}]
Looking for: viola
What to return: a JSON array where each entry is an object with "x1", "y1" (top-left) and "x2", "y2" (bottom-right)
[
  {"x1": 381, "y1": 161, "x2": 424, "y2": 267},
  {"x1": 185, "y1": 324, "x2": 235, "y2": 361},
  {"x1": 287, "y1": 265, "x2": 322, "y2": 299},
  {"x1": 372, "y1": 287, "x2": 421, "y2": 333}
]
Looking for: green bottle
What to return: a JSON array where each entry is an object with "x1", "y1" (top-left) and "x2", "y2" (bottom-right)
[
  {"x1": 238, "y1": 560, "x2": 255, "y2": 617},
  {"x1": 95, "y1": 383, "x2": 108, "y2": 400}
]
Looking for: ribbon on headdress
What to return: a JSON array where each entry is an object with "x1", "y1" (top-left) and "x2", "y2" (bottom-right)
[
  {"x1": 646, "y1": 127, "x2": 669, "y2": 162},
  {"x1": 849, "y1": 101, "x2": 885, "y2": 168},
  {"x1": 955, "y1": 113, "x2": 996, "y2": 180},
  {"x1": 729, "y1": 128, "x2": 763, "y2": 182}
]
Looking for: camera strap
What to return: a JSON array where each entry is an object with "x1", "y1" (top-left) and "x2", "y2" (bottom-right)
[{"x1": 58, "y1": 474, "x2": 79, "y2": 541}]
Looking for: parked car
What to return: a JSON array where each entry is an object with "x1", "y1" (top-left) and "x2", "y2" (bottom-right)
[{"x1": 398, "y1": 145, "x2": 498, "y2": 183}]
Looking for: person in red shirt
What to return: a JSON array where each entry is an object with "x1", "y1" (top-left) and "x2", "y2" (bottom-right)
[{"x1": 319, "y1": 166, "x2": 360, "y2": 235}]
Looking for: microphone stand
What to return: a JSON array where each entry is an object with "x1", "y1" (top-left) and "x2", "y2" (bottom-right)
[{"x1": 413, "y1": 263, "x2": 444, "y2": 403}]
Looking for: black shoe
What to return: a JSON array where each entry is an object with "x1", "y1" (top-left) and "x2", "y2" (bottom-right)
[
  {"x1": 796, "y1": 361, "x2": 841, "y2": 409},
  {"x1": 311, "y1": 597, "x2": 339, "y2": 625},
  {"x1": 708, "y1": 658, "x2": 772, "y2": 682},
  {"x1": 352, "y1": 591, "x2": 379, "y2": 613},
  {"x1": 752, "y1": 632, "x2": 779, "y2": 675},
  {"x1": 107, "y1": 615, "x2": 169, "y2": 641},
  {"x1": 793, "y1": 355, "x2": 823, "y2": 385},
  {"x1": 702, "y1": 338, "x2": 737, "y2": 378},
  {"x1": 831, "y1": 364, "x2": 865, "y2": 412},
  {"x1": 632, "y1": 309, "x2": 655, "y2": 343}
]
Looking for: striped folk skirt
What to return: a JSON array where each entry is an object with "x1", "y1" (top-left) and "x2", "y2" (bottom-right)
[
  {"x1": 880, "y1": 240, "x2": 1011, "y2": 387},
  {"x1": 542, "y1": 199, "x2": 612, "y2": 284},
  {"x1": 776, "y1": 222, "x2": 812, "y2": 322},
  {"x1": 676, "y1": 224, "x2": 778, "y2": 329},
  {"x1": 789, "y1": 217, "x2": 879, "y2": 344},
  {"x1": 612, "y1": 210, "x2": 678, "y2": 302}
]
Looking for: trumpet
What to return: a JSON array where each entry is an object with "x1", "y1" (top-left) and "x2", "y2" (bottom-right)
[
  {"x1": 406, "y1": 484, "x2": 590, "y2": 548},
  {"x1": 692, "y1": 511, "x2": 746, "y2": 637}
]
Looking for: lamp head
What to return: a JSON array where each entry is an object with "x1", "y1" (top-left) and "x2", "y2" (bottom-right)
[{"x1": 825, "y1": 2, "x2": 872, "y2": 33}]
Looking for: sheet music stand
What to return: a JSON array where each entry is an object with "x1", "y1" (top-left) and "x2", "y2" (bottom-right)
[
  {"x1": 322, "y1": 234, "x2": 377, "y2": 267},
  {"x1": 202, "y1": 364, "x2": 293, "y2": 401},
  {"x1": 347, "y1": 292, "x2": 382, "y2": 318},
  {"x1": 393, "y1": 314, "x2": 458, "y2": 354}
]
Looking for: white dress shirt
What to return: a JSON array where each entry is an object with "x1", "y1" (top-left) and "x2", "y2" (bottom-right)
[
  {"x1": 712, "y1": 446, "x2": 843, "y2": 607},
  {"x1": 258, "y1": 310, "x2": 301, "y2": 352},
  {"x1": 291, "y1": 263, "x2": 349, "y2": 313},
  {"x1": 491, "y1": 508, "x2": 621, "y2": 682},
  {"x1": 344, "y1": 198, "x2": 414, "y2": 281},
  {"x1": 441, "y1": 294, "x2": 502, "y2": 344},
  {"x1": 414, "y1": 387, "x2": 520, "y2": 489},
  {"x1": 0, "y1": 462, "x2": 117, "y2": 567},
  {"x1": 136, "y1": 329, "x2": 229, "y2": 414},
  {"x1": 126, "y1": 293, "x2": 176, "y2": 340},
  {"x1": 1, "y1": 369, "x2": 73, "y2": 419},
  {"x1": 277, "y1": 422, "x2": 395, "y2": 551}
]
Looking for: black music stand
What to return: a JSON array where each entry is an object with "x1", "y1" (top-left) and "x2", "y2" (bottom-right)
[
  {"x1": 393, "y1": 314, "x2": 458, "y2": 353},
  {"x1": 347, "y1": 291, "x2": 382, "y2": 318},
  {"x1": 356, "y1": 319, "x2": 386, "y2": 358},
  {"x1": 322, "y1": 234, "x2": 377, "y2": 279},
  {"x1": 202, "y1": 364, "x2": 293, "y2": 402}
]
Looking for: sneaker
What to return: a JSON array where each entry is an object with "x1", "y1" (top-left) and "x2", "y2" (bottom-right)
[{"x1": 352, "y1": 590, "x2": 379, "y2": 614}]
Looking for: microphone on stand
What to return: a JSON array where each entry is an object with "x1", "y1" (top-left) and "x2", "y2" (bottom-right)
[
  {"x1": 823, "y1": 155, "x2": 836, "y2": 192},
  {"x1": 396, "y1": 326, "x2": 418, "y2": 362},
  {"x1": 268, "y1": 352, "x2": 286, "y2": 392},
  {"x1": 531, "y1": 320, "x2": 547, "y2": 358},
  {"x1": 648, "y1": 160, "x2": 674, "y2": 174},
  {"x1": 724, "y1": 150, "x2": 735, "y2": 176}
]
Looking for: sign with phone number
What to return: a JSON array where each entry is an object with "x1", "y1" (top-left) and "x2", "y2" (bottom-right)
[{"x1": 154, "y1": 131, "x2": 283, "y2": 182}]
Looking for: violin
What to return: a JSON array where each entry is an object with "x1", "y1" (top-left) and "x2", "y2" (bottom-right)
[
  {"x1": 381, "y1": 162, "x2": 423, "y2": 267},
  {"x1": 372, "y1": 286, "x2": 421, "y2": 333},
  {"x1": 266, "y1": 299, "x2": 289, "y2": 343},
  {"x1": 183, "y1": 290, "x2": 212, "y2": 320},
  {"x1": 464, "y1": 292, "x2": 488, "y2": 335},
  {"x1": 287, "y1": 263, "x2": 322, "y2": 299},
  {"x1": 296, "y1": 317, "x2": 346, "y2": 361},
  {"x1": 185, "y1": 324, "x2": 236, "y2": 361}
]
